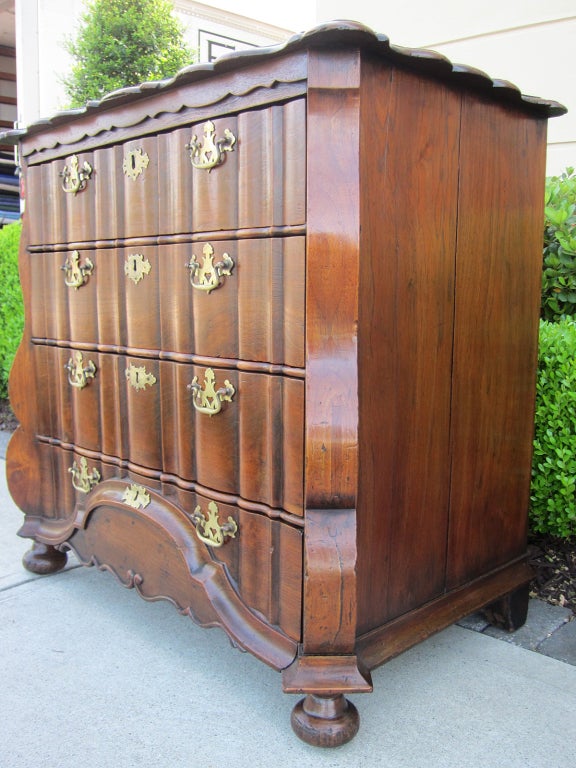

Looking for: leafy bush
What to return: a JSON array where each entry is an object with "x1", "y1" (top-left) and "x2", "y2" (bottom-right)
[
  {"x1": 541, "y1": 167, "x2": 576, "y2": 321},
  {"x1": 530, "y1": 318, "x2": 576, "y2": 538},
  {"x1": 63, "y1": 0, "x2": 193, "y2": 108},
  {"x1": 0, "y1": 221, "x2": 23, "y2": 399}
]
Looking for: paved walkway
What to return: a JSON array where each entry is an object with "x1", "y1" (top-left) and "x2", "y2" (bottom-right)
[{"x1": 1, "y1": 429, "x2": 575, "y2": 767}]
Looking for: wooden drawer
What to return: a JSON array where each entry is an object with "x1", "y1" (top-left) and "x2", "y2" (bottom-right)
[
  {"x1": 30, "y1": 237, "x2": 305, "y2": 368},
  {"x1": 26, "y1": 99, "x2": 306, "y2": 245},
  {"x1": 33, "y1": 347, "x2": 304, "y2": 515},
  {"x1": 30, "y1": 442, "x2": 303, "y2": 647}
]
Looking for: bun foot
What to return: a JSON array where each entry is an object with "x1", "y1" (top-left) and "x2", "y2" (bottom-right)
[
  {"x1": 22, "y1": 542, "x2": 68, "y2": 574},
  {"x1": 290, "y1": 693, "x2": 360, "y2": 747}
]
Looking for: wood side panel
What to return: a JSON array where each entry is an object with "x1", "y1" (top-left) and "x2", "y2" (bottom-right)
[
  {"x1": 356, "y1": 62, "x2": 460, "y2": 632},
  {"x1": 446, "y1": 100, "x2": 547, "y2": 588}
]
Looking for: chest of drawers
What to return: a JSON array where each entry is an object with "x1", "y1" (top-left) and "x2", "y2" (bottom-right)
[{"x1": 5, "y1": 22, "x2": 565, "y2": 747}]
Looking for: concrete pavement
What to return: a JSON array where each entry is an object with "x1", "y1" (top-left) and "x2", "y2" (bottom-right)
[{"x1": 1, "y1": 428, "x2": 575, "y2": 767}]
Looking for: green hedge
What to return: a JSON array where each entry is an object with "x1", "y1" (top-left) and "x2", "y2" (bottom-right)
[
  {"x1": 530, "y1": 318, "x2": 576, "y2": 539},
  {"x1": 0, "y1": 221, "x2": 23, "y2": 399},
  {"x1": 542, "y1": 167, "x2": 576, "y2": 321}
]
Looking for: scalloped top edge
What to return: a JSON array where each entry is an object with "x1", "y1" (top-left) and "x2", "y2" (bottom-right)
[{"x1": 1, "y1": 19, "x2": 567, "y2": 144}]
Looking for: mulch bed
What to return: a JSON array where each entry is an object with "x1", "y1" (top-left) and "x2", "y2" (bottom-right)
[
  {"x1": 1, "y1": 398, "x2": 574, "y2": 613},
  {"x1": 528, "y1": 533, "x2": 576, "y2": 615},
  {"x1": 0, "y1": 398, "x2": 18, "y2": 432}
]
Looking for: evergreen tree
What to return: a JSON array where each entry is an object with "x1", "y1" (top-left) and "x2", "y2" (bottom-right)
[{"x1": 64, "y1": 0, "x2": 193, "y2": 107}]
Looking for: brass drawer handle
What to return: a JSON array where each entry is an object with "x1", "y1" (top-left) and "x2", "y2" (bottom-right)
[
  {"x1": 186, "y1": 120, "x2": 236, "y2": 171},
  {"x1": 186, "y1": 243, "x2": 234, "y2": 293},
  {"x1": 191, "y1": 501, "x2": 237, "y2": 548},
  {"x1": 68, "y1": 457, "x2": 100, "y2": 493},
  {"x1": 187, "y1": 368, "x2": 235, "y2": 416},
  {"x1": 61, "y1": 250, "x2": 94, "y2": 289},
  {"x1": 65, "y1": 351, "x2": 96, "y2": 389},
  {"x1": 60, "y1": 154, "x2": 93, "y2": 195}
]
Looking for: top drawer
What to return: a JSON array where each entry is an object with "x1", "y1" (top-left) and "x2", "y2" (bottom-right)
[{"x1": 26, "y1": 99, "x2": 306, "y2": 246}]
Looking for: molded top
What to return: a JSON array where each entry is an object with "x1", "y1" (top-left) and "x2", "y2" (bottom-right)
[{"x1": 1, "y1": 19, "x2": 567, "y2": 145}]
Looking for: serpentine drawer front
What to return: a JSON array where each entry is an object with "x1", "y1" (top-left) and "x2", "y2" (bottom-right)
[{"x1": 5, "y1": 21, "x2": 564, "y2": 749}]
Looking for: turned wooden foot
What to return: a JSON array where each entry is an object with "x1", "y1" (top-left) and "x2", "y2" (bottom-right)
[
  {"x1": 290, "y1": 693, "x2": 360, "y2": 747},
  {"x1": 22, "y1": 542, "x2": 68, "y2": 575},
  {"x1": 482, "y1": 583, "x2": 530, "y2": 632}
]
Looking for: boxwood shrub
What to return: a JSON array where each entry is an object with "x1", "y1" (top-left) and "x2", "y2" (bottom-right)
[
  {"x1": 530, "y1": 317, "x2": 576, "y2": 539},
  {"x1": 0, "y1": 221, "x2": 23, "y2": 399}
]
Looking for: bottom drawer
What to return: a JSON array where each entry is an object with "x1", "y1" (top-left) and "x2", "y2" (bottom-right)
[{"x1": 19, "y1": 441, "x2": 303, "y2": 668}]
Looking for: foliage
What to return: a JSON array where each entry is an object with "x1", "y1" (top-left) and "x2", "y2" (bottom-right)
[
  {"x1": 541, "y1": 167, "x2": 576, "y2": 321},
  {"x1": 63, "y1": 0, "x2": 193, "y2": 107},
  {"x1": 0, "y1": 222, "x2": 23, "y2": 399},
  {"x1": 530, "y1": 318, "x2": 576, "y2": 539}
]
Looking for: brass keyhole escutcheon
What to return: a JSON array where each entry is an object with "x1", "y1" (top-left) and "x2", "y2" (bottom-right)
[
  {"x1": 123, "y1": 148, "x2": 149, "y2": 180},
  {"x1": 125, "y1": 253, "x2": 151, "y2": 285},
  {"x1": 125, "y1": 363, "x2": 156, "y2": 391}
]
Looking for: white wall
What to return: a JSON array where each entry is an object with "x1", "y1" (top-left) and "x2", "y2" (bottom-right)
[
  {"x1": 317, "y1": 0, "x2": 575, "y2": 174},
  {"x1": 14, "y1": 0, "x2": 295, "y2": 127}
]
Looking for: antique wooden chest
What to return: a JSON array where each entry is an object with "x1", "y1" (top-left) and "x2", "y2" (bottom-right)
[{"x1": 4, "y1": 22, "x2": 565, "y2": 746}]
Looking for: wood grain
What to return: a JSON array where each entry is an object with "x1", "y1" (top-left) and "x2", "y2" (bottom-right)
[
  {"x1": 356, "y1": 60, "x2": 460, "y2": 632},
  {"x1": 446, "y1": 98, "x2": 547, "y2": 588}
]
